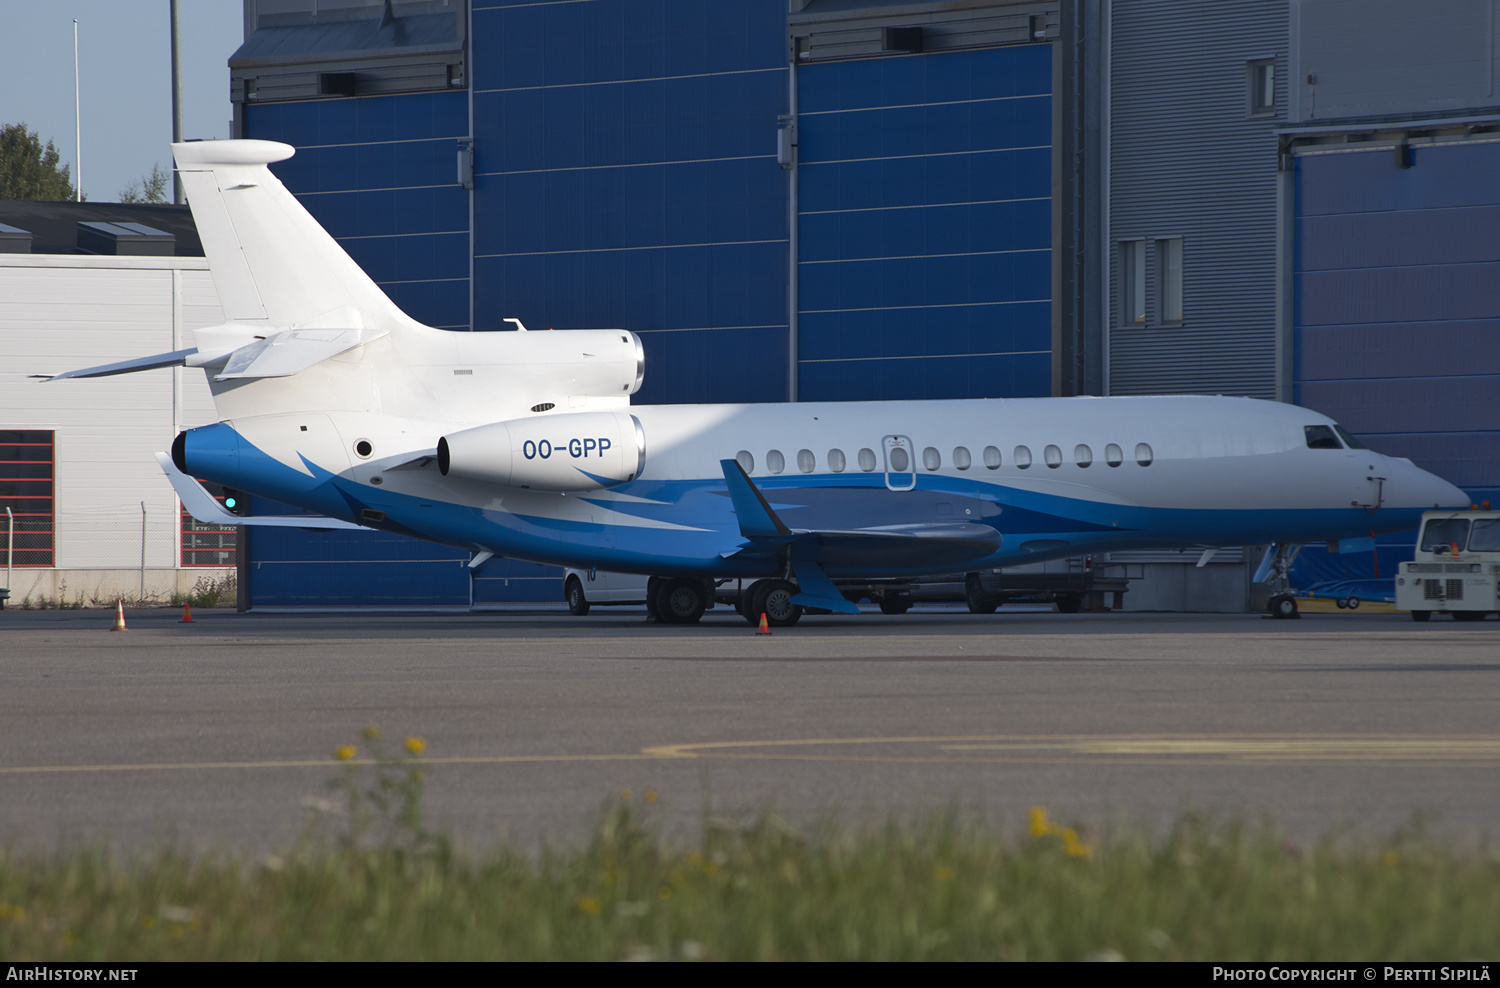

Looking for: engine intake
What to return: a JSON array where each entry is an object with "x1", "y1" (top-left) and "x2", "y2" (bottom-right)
[{"x1": 437, "y1": 412, "x2": 645, "y2": 491}]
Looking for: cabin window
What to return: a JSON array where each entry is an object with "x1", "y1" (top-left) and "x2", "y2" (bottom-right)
[
  {"x1": 983, "y1": 446, "x2": 1002, "y2": 469},
  {"x1": 953, "y1": 446, "x2": 972, "y2": 471},
  {"x1": 888, "y1": 446, "x2": 910, "y2": 473},
  {"x1": 923, "y1": 447, "x2": 941, "y2": 471},
  {"x1": 828, "y1": 448, "x2": 846, "y2": 473},
  {"x1": 1304, "y1": 425, "x2": 1343, "y2": 450},
  {"x1": 1014, "y1": 446, "x2": 1032, "y2": 469},
  {"x1": 1075, "y1": 444, "x2": 1093, "y2": 468},
  {"x1": 1135, "y1": 443, "x2": 1154, "y2": 466},
  {"x1": 1044, "y1": 445, "x2": 1062, "y2": 469},
  {"x1": 858, "y1": 448, "x2": 877, "y2": 472},
  {"x1": 797, "y1": 449, "x2": 816, "y2": 473},
  {"x1": 736, "y1": 450, "x2": 754, "y2": 473},
  {"x1": 1105, "y1": 443, "x2": 1123, "y2": 467},
  {"x1": 767, "y1": 450, "x2": 785, "y2": 474}
]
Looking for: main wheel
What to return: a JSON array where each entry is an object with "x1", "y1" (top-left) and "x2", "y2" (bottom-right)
[
  {"x1": 965, "y1": 577, "x2": 996, "y2": 614},
  {"x1": 1055, "y1": 594, "x2": 1083, "y2": 614},
  {"x1": 878, "y1": 598, "x2": 910, "y2": 615},
  {"x1": 645, "y1": 576, "x2": 663, "y2": 622},
  {"x1": 1268, "y1": 594, "x2": 1299, "y2": 619},
  {"x1": 752, "y1": 579, "x2": 803, "y2": 627},
  {"x1": 656, "y1": 578, "x2": 706, "y2": 624},
  {"x1": 565, "y1": 576, "x2": 590, "y2": 616},
  {"x1": 1410, "y1": 610, "x2": 1431, "y2": 622}
]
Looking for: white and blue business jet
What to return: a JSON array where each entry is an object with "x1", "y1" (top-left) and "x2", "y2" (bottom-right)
[{"x1": 47, "y1": 140, "x2": 1468, "y2": 624}]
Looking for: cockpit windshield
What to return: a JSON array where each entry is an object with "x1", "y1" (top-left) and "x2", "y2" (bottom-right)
[
  {"x1": 1304, "y1": 425, "x2": 1343, "y2": 450},
  {"x1": 1419, "y1": 518, "x2": 1470, "y2": 552},
  {"x1": 1469, "y1": 518, "x2": 1500, "y2": 552},
  {"x1": 1333, "y1": 424, "x2": 1368, "y2": 449}
]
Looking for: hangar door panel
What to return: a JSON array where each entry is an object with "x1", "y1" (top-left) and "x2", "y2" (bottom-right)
[
  {"x1": 1294, "y1": 142, "x2": 1500, "y2": 506},
  {"x1": 796, "y1": 44, "x2": 1053, "y2": 402}
]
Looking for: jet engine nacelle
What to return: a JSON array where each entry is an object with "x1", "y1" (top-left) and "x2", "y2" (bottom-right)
[{"x1": 437, "y1": 411, "x2": 645, "y2": 491}]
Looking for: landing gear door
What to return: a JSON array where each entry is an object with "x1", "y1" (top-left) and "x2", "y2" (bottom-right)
[{"x1": 883, "y1": 435, "x2": 916, "y2": 491}]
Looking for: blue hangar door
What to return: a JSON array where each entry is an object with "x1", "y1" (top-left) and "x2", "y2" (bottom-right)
[
  {"x1": 1289, "y1": 140, "x2": 1500, "y2": 590},
  {"x1": 1294, "y1": 141, "x2": 1500, "y2": 509},
  {"x1": 794, "y1": 43, "x2": 1054, "y2": 402}
]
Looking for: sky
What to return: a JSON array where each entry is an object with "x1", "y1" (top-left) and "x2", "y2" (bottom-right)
[{"x1": 0, "y1": 1, "x2": 244, "y2": 202}]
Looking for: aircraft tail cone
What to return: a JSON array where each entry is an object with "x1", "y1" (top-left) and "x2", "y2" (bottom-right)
[
  {"x1": 110, "y1": 600, "x2": 128, "y2": 632},
  {"x1": 180, "y1": 603, "x2": 194, "y2": 624},
  {"x1": 757, "y1": 613, "x2": 771, "y2": 635}
]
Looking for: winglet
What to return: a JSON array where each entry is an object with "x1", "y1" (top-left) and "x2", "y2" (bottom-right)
[{"x1": 720, "y1": 459, "x2": 791, "y2": 538}]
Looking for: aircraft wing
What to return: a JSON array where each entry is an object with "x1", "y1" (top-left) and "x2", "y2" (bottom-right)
[
  {"x1": 718, "y1": 459, "x2": 1002, "y2": 613},
  {"x1": 155, "y1": 452, "x2": 369, "y2": 530}
]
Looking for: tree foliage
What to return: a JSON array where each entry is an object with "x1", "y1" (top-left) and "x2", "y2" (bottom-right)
[
  {"x1": 119, "y1": 163, "x2": 170, "y2": 204},
  {"x1": 0, "y1": 123, "x2": 77, "y2": 201}
]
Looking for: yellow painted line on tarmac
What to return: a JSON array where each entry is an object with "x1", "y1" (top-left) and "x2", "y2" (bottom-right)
[
  {"x1": 10, "y1": 735, "x2": 1500, "y2": 776},
  {"x1": 0, "y1": 754, "x2": 653, "y2": 776},
  {"x1": 643, "y1": 734, "x2": 1500, "y2": 764}
]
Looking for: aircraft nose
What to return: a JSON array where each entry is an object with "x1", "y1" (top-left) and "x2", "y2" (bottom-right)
[{"x1": 1398, "y1": 461, "x2": 1468, "y2": 510}]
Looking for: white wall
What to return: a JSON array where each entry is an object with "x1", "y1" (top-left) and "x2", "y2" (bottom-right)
[{"x1": 1, "y1": 255, "x2": 229, "y2": 604}]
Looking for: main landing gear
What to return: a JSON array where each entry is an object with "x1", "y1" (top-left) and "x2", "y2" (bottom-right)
[
  {"x1": 737, "y1": 579, "x2": 803, "y2": 627},
  {"x1": 645, "y1": 576, "x2": 711, "y2": 625}
]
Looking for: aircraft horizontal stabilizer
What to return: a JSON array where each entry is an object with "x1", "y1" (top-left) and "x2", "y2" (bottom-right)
[
  {"x1": 214, "y1": 328, "x2": 388, "y2": 381},
  {"x1": 155, "y1": 452, "x2": 368, "y2": 530},
  {"x1": 37, "y1": 349, "x2": 199, "y2": 381}
]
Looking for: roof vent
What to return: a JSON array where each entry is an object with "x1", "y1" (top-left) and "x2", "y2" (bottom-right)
[
  {"x1": 75, "y1": 221, "x2": 175, "y2": 256},
  {"x1": 0, "y1": 223, "x2": 33, "y2": 254}
]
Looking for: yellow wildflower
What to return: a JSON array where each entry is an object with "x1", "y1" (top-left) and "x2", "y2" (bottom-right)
[
  {"x1": 361, "y1": 725, "x2": 381, "y2": 741},
  {"x1": 1383, "y1": 850, "x2": 1399, "y2": 866},
  {"x1": 404, "y1": 736, "x2": 426, "y2": 756},
  {"x1": 620, "y1": 788, "x2": 633, "y2": 802},
  {"x1": 935, "y1": 865, "x2": 956, "y2": 882},
  {"x1": 335, "y1": 745, "x2": 357, "y2": 761},
  {"x1": 644, "y1": 788, "x2": 659, "y2": 803},
  {"x1": 575, "y1": 896, "x2": 603, "y2": 916},
  {"x1": 1062, "y1": 827, "x2": 1093, "y2": 859},
  {"x1": 1028, "y1": 806, "x2": 1052, "y2": 838}
]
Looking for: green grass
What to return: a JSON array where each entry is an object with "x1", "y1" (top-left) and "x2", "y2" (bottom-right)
[{"x1": 1, "y1": 802, "x2": 1496, "y2": 961}]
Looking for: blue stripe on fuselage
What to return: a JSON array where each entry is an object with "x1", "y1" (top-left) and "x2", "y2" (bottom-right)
[{"x1": 182, "y1": 425, "x2": 1429, "y2": 577}]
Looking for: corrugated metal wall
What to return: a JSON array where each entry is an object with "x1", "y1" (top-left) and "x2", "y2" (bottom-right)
[
  {"x1": 1294, "y1": 141, "x2": 1500, "y2": 507},
  {"x1": 1107, "y1": 0, "x2": 1286, "y2": 397},
  {"x1": 796, "y1": 43, "x2": 1054, "y2": 401}
]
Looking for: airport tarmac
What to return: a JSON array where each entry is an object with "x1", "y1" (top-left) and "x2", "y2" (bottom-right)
[{"x1": 1, "y1": 605, "x2": 1498, "y2": 853}]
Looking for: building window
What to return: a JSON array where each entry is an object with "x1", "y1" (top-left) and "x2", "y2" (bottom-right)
[
  {"x1": 181, "y1": 480, "x2": 239, "y2": 567},
  {"x1": 1120, "y1": 240, "x2": 1146, "y2": 326},
  {"x1": 1157, "y1": 237, "x2": 1183, "y2": 324},
  {"x1": 1248, "y1": 59, "x2": 1276, "y2": 116},
  {"x1": 0, "y1": 430, "x2": 54, "y2": 567}
]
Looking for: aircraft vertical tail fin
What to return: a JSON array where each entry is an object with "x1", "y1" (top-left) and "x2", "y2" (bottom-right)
[{"x1": 172, "y1": 140, "x2": 415, "y2": 333}]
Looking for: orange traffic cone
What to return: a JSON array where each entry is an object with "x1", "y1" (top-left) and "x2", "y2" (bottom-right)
[
  {"x1": 110, "y1": 599, "x2": 128, "y2": 632},
  {"x1": 180, "y1": 602, "x2": 194, "y2": 623},
  {"x1": 757, "y1": 612, "x2": 771, "y2": 635}
]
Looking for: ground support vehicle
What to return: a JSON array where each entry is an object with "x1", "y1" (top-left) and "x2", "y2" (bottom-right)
[{"x1": 1394, "y1": 509, "x2": 1500, "y2": 621}]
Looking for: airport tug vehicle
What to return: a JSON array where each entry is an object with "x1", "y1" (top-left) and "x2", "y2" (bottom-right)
[{"x1": 1394, "y1": 509, "x2": 1500, "y2": 621}]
